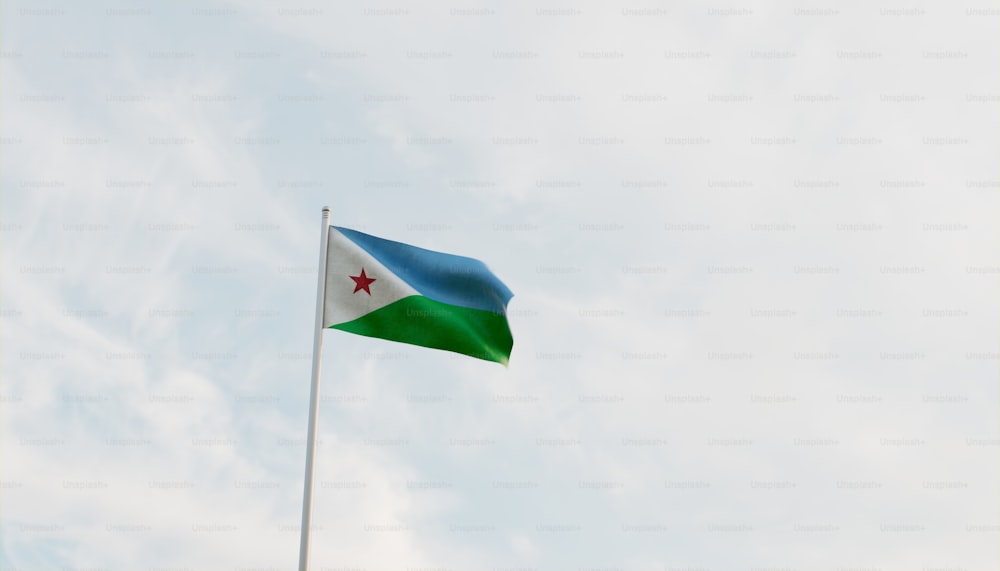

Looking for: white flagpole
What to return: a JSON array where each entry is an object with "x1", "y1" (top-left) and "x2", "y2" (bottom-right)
[{"x1": 298, "y1": 206, "x2": 332, "y2": 571}]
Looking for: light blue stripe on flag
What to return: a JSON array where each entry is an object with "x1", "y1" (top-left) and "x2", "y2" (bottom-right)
[{"x1": 334, "y1": 226, "x2": 513, "y2": 315}]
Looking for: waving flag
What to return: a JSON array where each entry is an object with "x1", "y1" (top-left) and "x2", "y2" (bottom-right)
[{"x1": 322, "y1": 226, "x2": 514, "y2": 365}]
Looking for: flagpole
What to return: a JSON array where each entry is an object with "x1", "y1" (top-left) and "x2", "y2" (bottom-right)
[{"x1": 299, "y1": 206, "x2": 331, "y2": 571}]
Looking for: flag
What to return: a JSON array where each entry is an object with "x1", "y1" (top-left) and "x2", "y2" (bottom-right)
[{"x1": 322, "y1": 226, "x2": 514, "y2": 365}]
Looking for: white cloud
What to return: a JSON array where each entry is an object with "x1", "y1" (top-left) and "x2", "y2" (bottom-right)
[{"x1": 2, "y1": 0, "x2": 997, "y2": 569}]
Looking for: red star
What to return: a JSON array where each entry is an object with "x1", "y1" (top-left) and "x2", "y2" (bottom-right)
[{"x1": 349, "y1": 268, "x2": 376, "y2": 295}]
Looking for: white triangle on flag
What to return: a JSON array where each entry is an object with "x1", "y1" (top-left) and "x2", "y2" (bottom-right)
[{"x1": 322, "y1": 227, "x2": 418, "y2": 328}]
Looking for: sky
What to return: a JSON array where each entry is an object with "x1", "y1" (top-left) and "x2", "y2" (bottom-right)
[{"x1": 1, "y1": 1, "x2": 998, "y2": 570}]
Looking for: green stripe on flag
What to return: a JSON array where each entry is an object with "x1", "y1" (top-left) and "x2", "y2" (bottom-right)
[{"x1": 329, "y1": 295, "x2": 513, "y2": 365}]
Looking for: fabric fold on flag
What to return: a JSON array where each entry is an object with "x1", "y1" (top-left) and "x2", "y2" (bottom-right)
[{"x1": 322, "y1": 226, "x2": 514, "y2": 365}]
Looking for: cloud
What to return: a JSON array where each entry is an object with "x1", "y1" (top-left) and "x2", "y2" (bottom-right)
[{"x1": 2, "y1": 1, "x2": 997, "y2": 569}]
